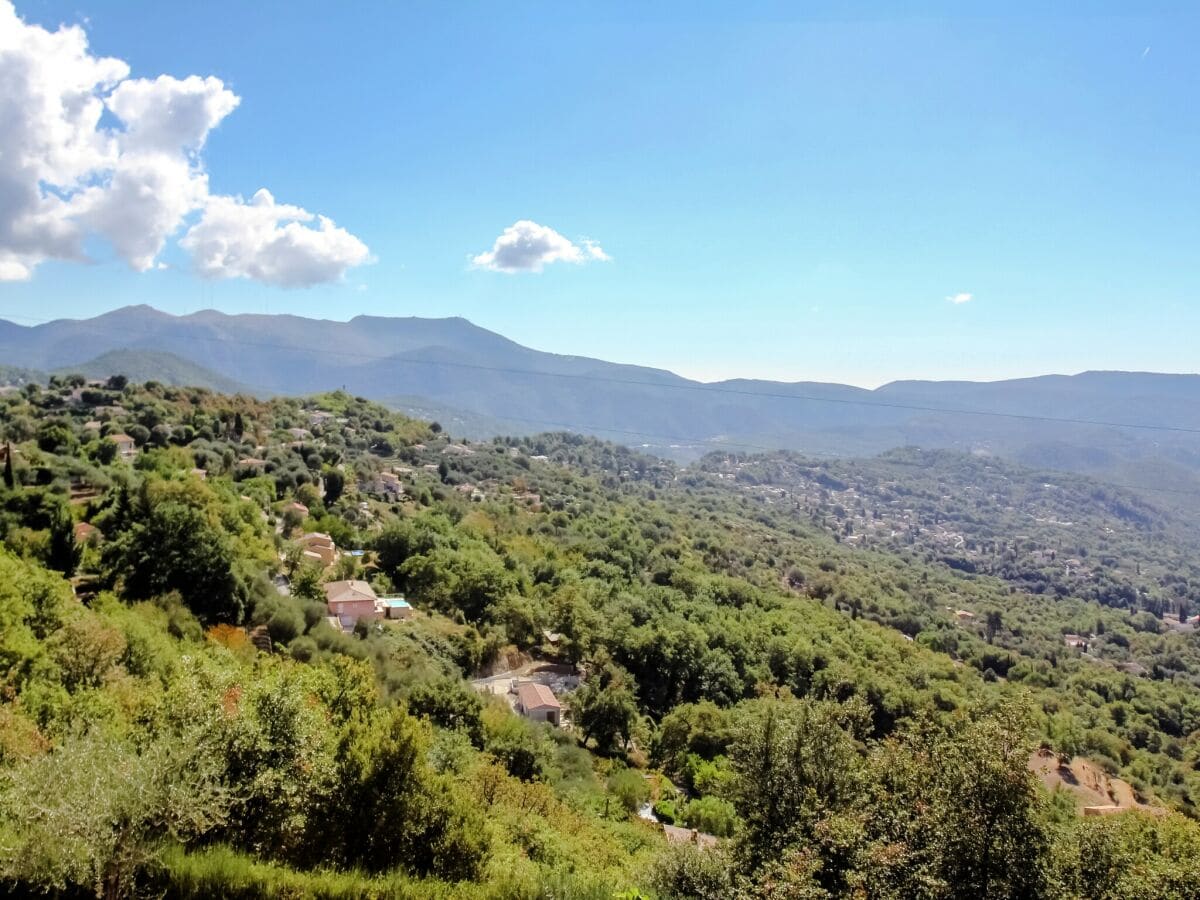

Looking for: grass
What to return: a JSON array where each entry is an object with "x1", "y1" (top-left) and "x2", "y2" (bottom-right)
[{"x1": 155, "y1": 844, "x2": 650, "y2": 900}]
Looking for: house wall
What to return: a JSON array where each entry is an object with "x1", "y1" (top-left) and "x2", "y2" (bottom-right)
[
  {"x1": 304, "y1": 542, "x2": 336, "y2": 565},
  {"x1": 522, "y1": 707, "x2": 560, "y2": 726},
  {"x1": 328, "y1": 598, "x2": 379, "y2": 621}
]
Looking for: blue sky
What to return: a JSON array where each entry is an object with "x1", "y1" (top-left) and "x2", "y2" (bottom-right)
[{"x1": 2, "y1": 1, "x2": 1197, "y2": 386}]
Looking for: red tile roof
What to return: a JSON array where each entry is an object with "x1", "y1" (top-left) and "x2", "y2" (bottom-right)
[{"x1": 517, "y1": 682, "x2": 560, "y2": 710}]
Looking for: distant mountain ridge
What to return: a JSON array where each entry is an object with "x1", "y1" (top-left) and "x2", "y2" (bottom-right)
[{"x1": 2, "y1": 306, "x2": 1198, "y2": 485}]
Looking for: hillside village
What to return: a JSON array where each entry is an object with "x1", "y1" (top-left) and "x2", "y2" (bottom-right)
[
  {"x1": 5, "y1": 375, "x2": 1200, "y2": 896},
  {"x1": 701, "y1": 448, "x2": 1197, "y2": 616},
  {"x1": 42, "y1": 377, "x2": 589, "y2": 717}
]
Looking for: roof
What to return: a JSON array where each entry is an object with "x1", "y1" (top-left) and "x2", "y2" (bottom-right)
[
  {"x1": 517, "y1": 682, "x2": 560, "y2": 711},
  {"x1": 107, "y1": 433, "x2": 135, "y2": 444},
  {"x1": 300, "y1": 532, "x2": 334, "y2": 546},
  {"x1": 324, "y1": 579, "x2": 378, "y2": 604}
]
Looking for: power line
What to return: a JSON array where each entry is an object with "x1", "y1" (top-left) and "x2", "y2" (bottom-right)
[{"x1": 3, "y1": 309, "x2": 1200, "y2": 436}]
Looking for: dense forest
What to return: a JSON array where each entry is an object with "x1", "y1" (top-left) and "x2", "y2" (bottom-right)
[{"x1": 3, "y1": 375, "x2": 1200, "y2": 898}]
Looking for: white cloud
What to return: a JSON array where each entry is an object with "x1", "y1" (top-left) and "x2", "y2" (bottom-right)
[
  {"x1": 946, "y1": 292, "x2": 973, "y2": 305},
  {"x1": 106, "y1": 74, "x2": 239, "y2": 154},
  {"x1": 181, "y1": 189, "x2": 371, "y2": 288},
  {"x1": 472, "y1": 220, "x2": 610, "y2": 273},
  {"x1": 82, "y1": 153, "x2": 210, "y2": 272},
  {"x1": 0, "y1": 1, "x2": 368, "y2": 286}
]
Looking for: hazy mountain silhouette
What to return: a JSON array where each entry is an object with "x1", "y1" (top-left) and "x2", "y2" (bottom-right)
[{"x1": 3, "y1": 306, "x2": 1198, "y2": 483}]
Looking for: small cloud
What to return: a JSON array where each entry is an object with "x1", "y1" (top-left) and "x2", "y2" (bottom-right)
[
  {"x1": 472, "y1": 220, "x2": 610, "y2": 273},
  {"x1": 581, "y1": 238, "x2": 610, "y2": 262},
  {"x1": 1142, "y1": 46, "x2": 1151, "y2": 58},
  {"x1": 946, "y1": 292, "x2": 973, "y2": 305},
  {"x1": 180, "y1": 189, "x2": 371, "y2": 288}
]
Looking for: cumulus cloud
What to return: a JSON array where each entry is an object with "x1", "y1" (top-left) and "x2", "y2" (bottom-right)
[
  {"x1": 946, "y1": 292, "x2": 973, "y2": 305},
  {"x1": 0, "y1": 1, "x2": 368, "y2": 285},
  {"x1": 472, "y1": 220, "x2": 610, "y2": 273},
  {"x1": 106, "y1": 74, "x2": 239, "y2": 154},
  {"x1": 181, "y1": 190, "x2": 370, "y2": 288}
]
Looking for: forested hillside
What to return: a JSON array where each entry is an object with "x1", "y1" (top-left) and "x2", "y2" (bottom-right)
[
  {"x1": 3, "y1": 376, "x2": 1200, "y2": 898},
  {"x1": 5, "y1": 307, "x2": 1200, "y2": 485}
]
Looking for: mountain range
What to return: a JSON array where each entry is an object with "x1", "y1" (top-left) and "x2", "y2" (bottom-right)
[{"x1": 2, "y1": 305, "x2": 1199, "y2": 489}]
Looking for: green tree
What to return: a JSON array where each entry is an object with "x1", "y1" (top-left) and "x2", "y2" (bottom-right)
[
  {"x1": 315, "y1": 707, "x2": 488, "y2": 880},
  {"x1": 0, "y1": 732, "x2": 230, "y2": 900},
  {"x1": 607, "y1": 767, "x2": 650, "y2": 814},
  {"x1": 46, "y1": 498, "x2": 80, "y2": 576},
  {"x1": 986, "y1": 610, "x2": 1003, "y2": 644},
  {"x1": 36, "y1": 420, "x2": 75, "y2": 454},
  {"x1": 290, "y1": 563, "x2": 324, "y2": 603},
  {"x1": 108, "y1": 501, "x2": 245, "y2": 624},
  {"x1": 572, "y1": 658, "x2": 640, "y2": 754},
  {"x1": 400, "y1": 544, "x2": 517, "y2": 622},
  {"x1": 407, "y1": 677, "x2": 485, "y2": 746},
  {"x1": 728, "y1": 697, "x2": 866, "y2": 872},
  {"x1": 93, "y1": 437, "x2": 119, "y2": 465},
  {"x1": 681, "y1": 795, "x2": 738, "y2": 837},
  {"x1": 322, "y1": 467, "x2": 344, "y2": 504}
]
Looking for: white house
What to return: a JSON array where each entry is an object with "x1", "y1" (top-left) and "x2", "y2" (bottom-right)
[{"x1": 515, "y1": 682, "x2": 561, "y2": 726}]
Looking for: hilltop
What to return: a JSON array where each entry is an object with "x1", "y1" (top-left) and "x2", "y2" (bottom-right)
[{"x1": 3, "y1": 307, "x2": 1200, "y2": 485}]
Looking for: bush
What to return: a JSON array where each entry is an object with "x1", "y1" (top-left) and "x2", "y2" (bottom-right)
[
  {"x1": 648, "y1": 844, "x2": 734, "y2": 899},
  {"x1": 606, "y1": 768, "x2": 649, "y2": 815},
  {"x1": 681, "y1": 795, "x2": 737, "y2": 837},
  {"x1": 289, "y1": 636, "x2": 317, "y2": 662},
  {"x1": 653, "y1": 799, "x2": 678, "y2": 824}
]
